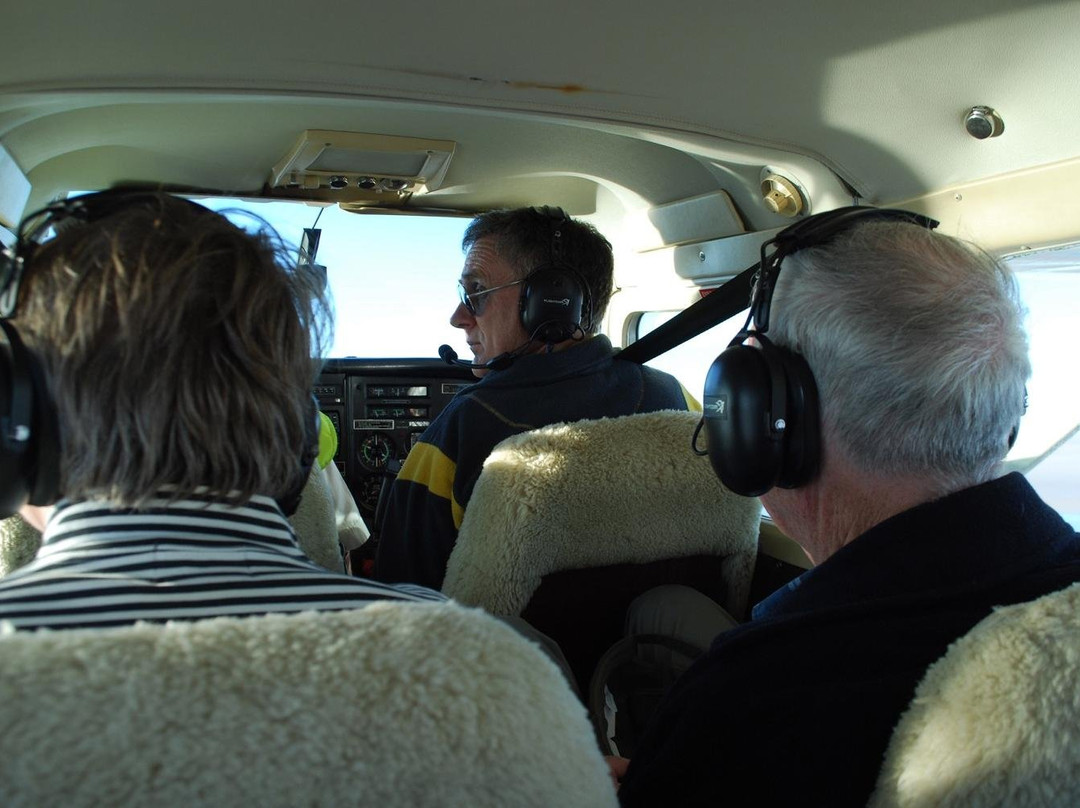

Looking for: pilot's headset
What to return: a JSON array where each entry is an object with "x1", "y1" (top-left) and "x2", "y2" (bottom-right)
[
  {"x1": 698, "y1": 206, "x2": 939, "y2": 498},
  {"x1": 0, "y1": 190, "x2": 320, "y2": 517},
  {"x1": 518, "y1": 207, "x2": 591, "y2": 343}
]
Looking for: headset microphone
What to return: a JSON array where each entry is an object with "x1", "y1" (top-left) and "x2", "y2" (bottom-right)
[{"x1": 438, "y1": 344, "x2": 515, "y2": 372}]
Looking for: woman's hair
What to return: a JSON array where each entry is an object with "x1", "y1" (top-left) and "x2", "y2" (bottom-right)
[
  {"x1": 769, "y1": 220, "x2": 1030, "y2": 490},
  {"x1": 14, "y1": 193, "x2": 333, "y2": 506}
]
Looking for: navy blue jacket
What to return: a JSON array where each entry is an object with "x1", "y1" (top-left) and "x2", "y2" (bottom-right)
[
  {"x1": 375, "y1": 335, "x2": 696, "y2": 590},
  {"x1": 618, "y1": 473, "x2": 1080, "y2": 807}
]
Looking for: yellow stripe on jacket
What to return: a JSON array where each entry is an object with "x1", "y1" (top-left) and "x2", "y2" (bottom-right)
[
  {"x1": 680, "y1": 383, "x2": 703, "y2": 412},
  {"x1": 396, "y1": 442, "x2": 466, "y2": 529}
]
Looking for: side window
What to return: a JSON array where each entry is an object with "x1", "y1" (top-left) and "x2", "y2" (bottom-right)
[
  {"x1": 635, "y1": 309, "x2": 747, "y2": 403},
  {"x1": 1005, "y1": 248, "x2": 1080, "y2": 529}
]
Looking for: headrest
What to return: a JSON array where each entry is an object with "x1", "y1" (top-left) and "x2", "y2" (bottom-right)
[
  {"x1": 443, "y1": 410, "x2": 761, "y2": 616},
  {"x1": 0, "y1": 602, "x2": 617, "y2": 808}
]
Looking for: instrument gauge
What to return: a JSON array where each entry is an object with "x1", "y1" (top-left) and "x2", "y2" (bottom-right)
[
  {"x1": 355, "y1": 475, "x2": 383, "y2": 513},
  {"x1": 358, "y1": 433, "x2": 394, "y2": 471}
]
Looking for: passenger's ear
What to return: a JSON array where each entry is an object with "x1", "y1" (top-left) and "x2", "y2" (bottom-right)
[{"x1": 1007, "y1": 386, "x2": 1029, "y2": 450}]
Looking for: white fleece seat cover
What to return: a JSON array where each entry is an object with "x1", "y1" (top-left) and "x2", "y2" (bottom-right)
[
  {"x1": 870, "y1": 581, "x2": 1080, "y2": 808},
  {"x1": 443, "y1": 410, "x2": 761, "y2": 617},
  {"x1": 287, "y1": 464, "x2": 346, "y2": 572},
  {"x1": 0, "y1": 514, "x2": 39, "y2": 576},
  {"x1": 0, "y1": 602, "x2": 617, "y2": 808}
]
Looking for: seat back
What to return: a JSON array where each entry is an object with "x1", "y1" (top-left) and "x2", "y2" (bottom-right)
[
  {"x1": 520, "y1": 555, "x2": 730, "y2": 696},
  {"x1": 869, "y1": 581, "x2": 1080, "y2": 808},
  {"x1": 0, "y1": 602, "x2": 617, "y2": 808},
  {"x1": 443, "y1": 410, "x2": 761, "y2": 693}
]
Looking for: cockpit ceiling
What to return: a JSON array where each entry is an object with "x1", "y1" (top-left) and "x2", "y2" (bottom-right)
[
  {"x1": 0, "y1": 93, "x2": 840, "y2": 228},
  {"x1": 2, "y1": 1, "x2": 1079, "y2": 241}
]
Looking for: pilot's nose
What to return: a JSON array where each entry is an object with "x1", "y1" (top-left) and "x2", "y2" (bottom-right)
[{"x1": 450, "y1": 302, "x2": 474, "y2": 329}]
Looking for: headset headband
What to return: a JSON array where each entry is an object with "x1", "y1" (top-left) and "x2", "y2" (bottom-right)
[
  {"x1": 517, "y1": 206, "x2": 591, "y2": 339},
  {"x1": 1, "y1": 190, "x2": 206, "y2": 318},
  {"x1": 546, "y1": 207, "x2": 568, "y2": 266}
]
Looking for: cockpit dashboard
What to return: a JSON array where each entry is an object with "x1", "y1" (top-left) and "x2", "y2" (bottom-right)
[{"x1": 315, "y1": 359, "x2": 475, "y2": 520}]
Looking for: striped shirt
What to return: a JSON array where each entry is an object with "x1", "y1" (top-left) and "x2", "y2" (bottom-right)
[{"x1": 0, "y1": 494, "x2": 444, "y2": 631}]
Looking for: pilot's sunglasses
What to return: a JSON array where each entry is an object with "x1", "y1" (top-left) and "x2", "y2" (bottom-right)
[{"x1": 457, "y1": 278, "x2": 525, "y2": 315}]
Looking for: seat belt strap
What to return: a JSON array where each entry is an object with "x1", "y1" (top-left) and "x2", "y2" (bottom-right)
[{"x1": 615, "y1": 263, "x2": 757, "y2": 365}]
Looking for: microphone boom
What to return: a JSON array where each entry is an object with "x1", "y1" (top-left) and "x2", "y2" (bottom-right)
[{"x1": 438, "y1": 343, "x2": 515, "y2": 371}]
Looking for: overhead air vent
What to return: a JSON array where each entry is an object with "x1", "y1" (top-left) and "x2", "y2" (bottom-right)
[
  {"x1": 269, "y1": 130, "x2": 456, "y2": 203},
  {"x1": 760, "y1": 171, "x2": 806, "y2": 218}
]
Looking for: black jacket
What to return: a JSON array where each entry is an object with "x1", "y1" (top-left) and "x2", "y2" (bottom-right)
[{"x1": 619, "y1": 473, "x2": 1080, "y2": 807}]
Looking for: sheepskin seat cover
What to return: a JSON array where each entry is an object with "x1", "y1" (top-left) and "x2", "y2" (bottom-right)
[
  {"x1": 288, "y1": 464, "x2": 346, "y2": 573},
  {"x1": 870, "y1": 581, "x2": 1080, "y2": 808},
  {"x1": 443, "y1": 410, "x2": 761, "y2": 618},
  {"x1": 0, "y1": 603, "x2": 617, "y2": 808},
  {"x1": 0, "y1": 514, "x2": 39, "y2": 576}
]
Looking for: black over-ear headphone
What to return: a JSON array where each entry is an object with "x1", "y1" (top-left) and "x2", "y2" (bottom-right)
[
  {"x1": 274, "y1": 395, "x2": 322, "y2": 517},
  {"x1": 518, "y1": 207, "x2": 589, "y2": 343},
  {"x1": 700, "y1": 206, "x2": 939, "y2": 497},
  {"x1": 0, "y1": 320, "x2": 59, "y2": 517}
]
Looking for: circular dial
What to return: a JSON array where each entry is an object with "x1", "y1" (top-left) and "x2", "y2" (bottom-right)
[
  {"x1": 355, "y1": 475, "x2": 383, "y2": 513},
  {"x1": 358, "y1": 433, "x2": 394, "y2": 471}
]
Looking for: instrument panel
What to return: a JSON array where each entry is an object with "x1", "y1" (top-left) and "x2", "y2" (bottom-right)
[{"x1": 313, "y1": 358, "x2": 475, "y2": 526}]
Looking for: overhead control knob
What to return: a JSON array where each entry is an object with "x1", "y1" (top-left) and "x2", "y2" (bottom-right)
[{"x1": 964, "y1": 106, "x2": 1005, "y2": 139}]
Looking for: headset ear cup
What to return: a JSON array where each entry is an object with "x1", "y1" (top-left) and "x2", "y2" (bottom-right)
[
  {"x1": 25, "y1": 355, "x2": 60, "y2": 506},
  {"x1": 703, "y1": 344, "x2": 785, "y2": 497},
  {"x1": 702, "y1": 340, "x2": 820, "y2": 496},
  {"x1": 0, "y1": 338, "x2": 28, "y2": 517},
  {"x1": 0, "y1": 321, "x2": 60, "y2": 516},
  {"x1": 275, "y1": 395, "x2": 321, "y2": 517},
  {"x1": 519, "y1": 267, "x2": 584, "y2": 342}
]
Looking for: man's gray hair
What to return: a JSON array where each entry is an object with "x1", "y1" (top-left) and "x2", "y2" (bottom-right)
[{"x1": 769, "y1": 220, "x2": 1030, "y2": 490}]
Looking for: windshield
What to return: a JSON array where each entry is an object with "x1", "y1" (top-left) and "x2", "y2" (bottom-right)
[
  {"x1": 200, "y1": 198, "x2": 471, "y2": 359},
  {"x1": 153, "y1": 196, "x2": 1080, "y2": 528}
]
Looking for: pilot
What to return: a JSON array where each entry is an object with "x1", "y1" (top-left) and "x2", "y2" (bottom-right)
[
  {"x1": 613, "y1": 210, "x2": 1080, "y2": 806},
  {"x1": 0, "y1": 191, "x2": 445, "y2": 630},
  {"x1": 375, "y1": 206, "x2": 699, "y2": 590}
]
